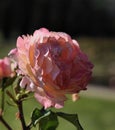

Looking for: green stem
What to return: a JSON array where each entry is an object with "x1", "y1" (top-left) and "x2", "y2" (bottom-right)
[
  {"x1": 6, "y1": 90, "x2": 17, "y2": 104},
  {"x1": 1, "y1": 88, "x2": 5, "y2": 112},
  {"x1": 17, "y1": 100, "x2": 28, "y2": 130},
  {"x1": 0, "y1": 81, "x2": 12, "y2": 130},
  {"x1": 0, "y1": 115, "x2": 13, "y2": 130},
  {"x1": 6, "y1": 90, "x2": 29, "y2": 129}
]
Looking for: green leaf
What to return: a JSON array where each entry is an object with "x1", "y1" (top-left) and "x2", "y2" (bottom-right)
[
  {"x1": 56, "y1": 112, "x2": 84, "y2": 130},
  {"x1": 39, "y1": 111, "x2": 59, "y2": 130},
  {"x1": 31, "y1": 108, "x2": 59, "y2": 130},
  {"x1": 31, "y1": 108, "x2": 42, "y2": 126},
  {"x1": 31, "y1": 108, "x2": 50, "y2": 126}
]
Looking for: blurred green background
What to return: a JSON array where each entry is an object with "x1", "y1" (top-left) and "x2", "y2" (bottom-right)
[
  {"x1": 0, "y1": 87, "x2": 115, "y2": 130},
  {"x1": 0, "y1": 35, "x2": 115, "y2": 130},
  {"x1": 0, "y1": 0, "x2": 115, "y2": 130}
]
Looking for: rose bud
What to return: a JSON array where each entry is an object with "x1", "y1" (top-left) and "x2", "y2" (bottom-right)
[{"x1": 0, "y1": 57, "x2": 14, "y2": 79}]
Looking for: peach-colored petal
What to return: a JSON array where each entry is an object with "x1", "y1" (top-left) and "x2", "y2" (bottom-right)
[
  {"x1": 34, "y1": 87, "x2": 65, "y2": 109},
  {"x1": 29, "y1": 45, "x2": 35, "y2": 67}
]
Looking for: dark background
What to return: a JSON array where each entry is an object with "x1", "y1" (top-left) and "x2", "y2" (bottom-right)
[
  {"x1": 0, "y1": 0, "x2": 115, "y2": 88},
  {"x1": 0, "y1": 0, "x2": 115, "y2": 39}
]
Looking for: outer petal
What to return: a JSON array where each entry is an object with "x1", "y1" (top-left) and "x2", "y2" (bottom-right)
[
  {"x1": 20, "y1": 76, "x2": 35, "y2": 91},
  {"x1": 34, "y1": 87, "x2": 65, "y2": 109}
]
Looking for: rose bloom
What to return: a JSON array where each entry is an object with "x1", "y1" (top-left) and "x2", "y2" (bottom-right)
[
  {"x1": 0, "y1": 57, "x2": 13, "y2": 79},
  {"x1": 10, "y1": 28, "x2": 93, "y2": 109}
]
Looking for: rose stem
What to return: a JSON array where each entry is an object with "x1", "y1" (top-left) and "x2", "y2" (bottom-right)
[
  {"x1": 17, "y1": 100, "x2": 29, "y2": 130},
  {"x1": 0, "y1": 115, "x2": 13, "y2": 130}
]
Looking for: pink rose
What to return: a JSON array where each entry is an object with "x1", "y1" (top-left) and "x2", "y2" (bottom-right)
[
  {"x1": 11, "y1": 28, "x2": 93, "y2": 109},
  {"x1": 0, "y1": 57, "x2": 13, "y2": 78}
]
